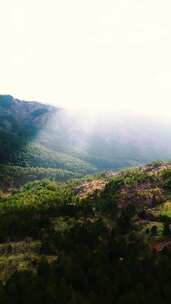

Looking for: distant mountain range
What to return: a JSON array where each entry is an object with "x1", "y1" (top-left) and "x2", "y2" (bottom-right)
[{"x1": 0, "y1": 94, "x2": 171, "y2": 174}]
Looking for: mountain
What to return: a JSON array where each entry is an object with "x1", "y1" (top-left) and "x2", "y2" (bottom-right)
[
  {"x1": 1, "y1": 95, "x2": 171, "y2": 302},
  {"x1": 0, "y1": 95, "x2": 95, "y2": 174},
  {"x1": 1, "y1": 94, "x2": 171, "y2": 178}
]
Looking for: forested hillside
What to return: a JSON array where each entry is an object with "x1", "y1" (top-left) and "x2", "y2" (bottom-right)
[
  {"x1": 1, "y1": 95, "x2": 171, "y2": 177},
  {"x1": 0, "y1": 162, "x2": 171, "y2": 302},
  {"x1": 2, "y1": 95, "x2": 171, "y2": 302},
  {"x1": 0, "y1": 95, "x2": 96, "y2": 180}
]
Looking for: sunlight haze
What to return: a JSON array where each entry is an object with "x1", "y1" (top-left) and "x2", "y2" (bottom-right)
[{"x1": 0, "y1": 0, "x2": 171, "y2": 117}]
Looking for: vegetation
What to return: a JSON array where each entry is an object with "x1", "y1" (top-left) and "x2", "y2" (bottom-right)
[
  {"x1": 2, "y1": 96, "x2": 171, "y2": 302},
  {"x1": 0, "y1": 165, "x2": 81, "y2": 191},
  {"x1": 1, "y1": 95, "x2": 171, "y2": 174},
  {"x1": 0, "y1": 164, "x2": 170, "y2": 302}
]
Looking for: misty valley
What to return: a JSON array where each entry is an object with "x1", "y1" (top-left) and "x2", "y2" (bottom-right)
[{"x1": 1, "y1": 95, "x2": 171, "y2": 303}]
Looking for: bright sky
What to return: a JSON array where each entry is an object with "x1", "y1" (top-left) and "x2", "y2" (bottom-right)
[{"x1": 0, "y1": 0, "x2": 171, "y2": 115}]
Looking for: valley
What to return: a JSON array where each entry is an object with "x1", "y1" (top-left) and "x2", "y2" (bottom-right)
[
  {"x1": 1, "y1": 95, "x2": 171, "y2": 302},
  {"x1": 1, "y1": 95, "x2": 171, "y2": 175}
]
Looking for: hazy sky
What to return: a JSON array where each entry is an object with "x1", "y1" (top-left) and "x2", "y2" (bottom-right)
[{"x1": 0, "y1": 0, "x2": 171, "y2": 116}]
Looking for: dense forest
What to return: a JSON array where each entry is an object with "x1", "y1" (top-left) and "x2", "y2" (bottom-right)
[{"x1": 0, "y1": 162, "x2": 170, "y2": 302}]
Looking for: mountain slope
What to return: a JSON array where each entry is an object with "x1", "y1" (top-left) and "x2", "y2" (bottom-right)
[
  {"x1": 0, "y1": 95, "x2": 96, "y2": 174},
  {"x1": 0, "y1": 162, "x2": 171, "y2": 302},
  {"x1": 1, "y1": 94, "x2": 171, "y2": 175}
]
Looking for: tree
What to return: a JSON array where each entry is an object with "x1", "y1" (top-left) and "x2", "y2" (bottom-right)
[
  {"x1": 151, "y1": 225, "x2": 158, "y2": 237},
  {"x1": 163, "y1": 223, "x2": 170, "y2": 236}
]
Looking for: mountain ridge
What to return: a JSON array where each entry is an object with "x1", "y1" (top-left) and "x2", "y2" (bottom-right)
[{"x1": 1, "y1": 94, "x2": 171, "y2": 175}]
